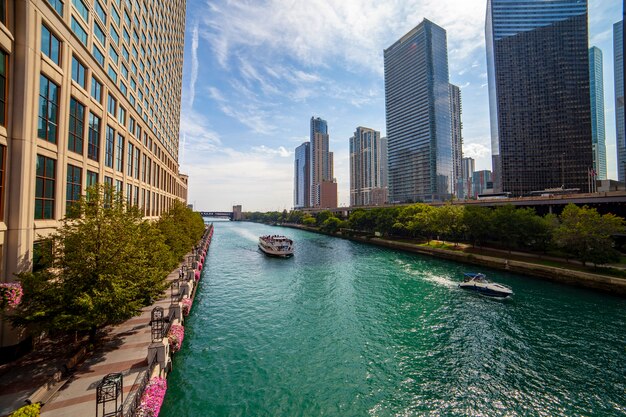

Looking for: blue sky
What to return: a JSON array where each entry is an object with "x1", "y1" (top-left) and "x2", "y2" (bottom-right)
[{"x1": 179, "y1": 0, "x2": 622, "y2": 212}]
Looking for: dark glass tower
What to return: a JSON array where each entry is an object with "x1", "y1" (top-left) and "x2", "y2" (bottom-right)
[
  {"x1": 294, "y1": 142, "x2": 310, "y2": 209},
  {"x1": 486, "y1": 0, "x2": 593, "y2": 195},
  {"x1": 384, "y1": 19, "x2": 453, "y2": 203}
]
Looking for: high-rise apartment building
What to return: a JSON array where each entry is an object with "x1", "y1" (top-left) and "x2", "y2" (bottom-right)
[
  {"x1": 616, "y1": 21, "x2": 625, "y2": 182},
  {"x1": 472, "y1": 170, "x2": 492, "y2": 198},
  {"x1": 589, "y1": 46, "x2": 607, "y2": 180},
  {"x1": 486, "y1": 0, "x2": 593, "y2": 195},
  {"x1": 310, "y1": 116, "x2": 336, "y2": 208},
  {"x1": 384, "y1": 19, "x2": 453, "y2": 203},
  {"x1": 461, "y1": 157, "x2": 475, "y2": 199},
  {"x1": 293, "y1": 142, "x2": 310, "y2": 209},
  {"x1": 349, "y1": 126, "x2": 388, "y2": 206},
  {"x1": 449, "y1": 84, "x2": 463, "y2": 197},
  {"x1": 0, "y1": 0, "x2": 188, "y2": 356}
]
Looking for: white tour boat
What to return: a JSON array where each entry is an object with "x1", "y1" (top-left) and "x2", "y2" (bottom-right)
[
  {"x1": 459, "y1": 273, "x2": 513, "y2": 298},
  {"x1": 258, "y1": 235, "x2": 294, "y2": 257}
]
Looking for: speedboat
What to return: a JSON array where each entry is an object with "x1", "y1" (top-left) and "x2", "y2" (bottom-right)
[
  {"x1": 459, "y1": 273, "x2": 513, "y2": 298},
  {"x1": 258, "y1": 235, "x2": 294, "y2": 257}
]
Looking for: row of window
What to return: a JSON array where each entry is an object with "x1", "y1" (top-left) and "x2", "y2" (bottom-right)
[{"x1": 35, "y1": 153, "x2": 178, "y2": 219}]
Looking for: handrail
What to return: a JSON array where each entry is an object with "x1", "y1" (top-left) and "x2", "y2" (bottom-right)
[{"x1": 122, "y1": 354, "x2": 157, "y2": 417}]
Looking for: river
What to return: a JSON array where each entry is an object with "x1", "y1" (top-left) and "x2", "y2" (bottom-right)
[{"x1": 160, "y1": 221, "x2": 626, "y2": 416}]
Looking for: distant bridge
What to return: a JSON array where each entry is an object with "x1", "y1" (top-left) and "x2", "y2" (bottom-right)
[{"x1": 198, "y1": 211, "x2": 234, "y2": 220}]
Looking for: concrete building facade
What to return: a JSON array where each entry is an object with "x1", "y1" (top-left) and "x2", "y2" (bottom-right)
[
  {"x1": 310, "y1": 116, "x2": 336, "y2": 208},
  {"x1": 349, "y1": 126, "x2": 388, "y2": 206},
  {"x1": 0, "y1": 0, "x2": 188, "y2": 355},
  {"x1": 384, "y1": 19, "x2": 453, "y2": 203}
]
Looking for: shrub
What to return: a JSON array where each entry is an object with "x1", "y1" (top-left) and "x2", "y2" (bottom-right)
[{"x1": 9, "y1": 403, "x2": 41, "y2": 417}]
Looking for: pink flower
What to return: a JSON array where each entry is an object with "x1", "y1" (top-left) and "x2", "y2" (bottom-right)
[
  {"x1": 0, "y1": 283, "x2": 23, "y2": 309},
  {"x1": 137, "y1": 377, "x2": 167, "y2": 417},
  {"x1": 167, "y1": 324, "x2": 185, "y2": 353},
  {"x1": 182, "y1": 298, "x2": 192, "y2": 316}
]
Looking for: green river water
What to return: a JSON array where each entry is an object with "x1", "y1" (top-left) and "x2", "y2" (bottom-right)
[{"x1": 160, "y1": 221, "x2": 626, "y2": 416}]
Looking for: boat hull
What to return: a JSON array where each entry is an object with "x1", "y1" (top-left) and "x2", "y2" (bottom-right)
[
  {"x1": 258, "y1": 244, "x2": 293, "y2": 257},
  {"x1": 459, "y1": 282, "x2": 512, "y2": 298}
]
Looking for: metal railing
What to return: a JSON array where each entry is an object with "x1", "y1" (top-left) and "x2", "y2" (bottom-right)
[{"x1": 122, "y1": 354, "x2": 157, "y2": 417}]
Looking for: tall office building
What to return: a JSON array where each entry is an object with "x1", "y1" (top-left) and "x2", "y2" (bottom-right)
[
  {"x1": 461, "y1": 157, "x2": 475, "y2": 199},
  {"x1": 384, "y1": 19, "x2": 453, "y2": 203},
  {"x1": 449, "y1": 84, "x2": 463, "y2": 197},
  {"x1": 349, "y1": 126, "x2": 388, "y2": 206},
  {"x1": 310, "y1": 116, "x2": 337, "y2": 208},
  {"x1": 0, "y1": 0, "x2": 188, "y2": 357},
  {"x1": 293, "y1": 142, "x2": 310, "y2": 209},
  {"x1": 486, "y1": 0, "x2": 593, "y2": 195},
  {"x1": 472, "y1": 170, "x2": 492, "y2": 198},
  {"x1": 589, "y1": 47, "x2": 607, "y2": 180},
  {"x1": 616, "y1": 21, "x2": 625, "y2": 182}
]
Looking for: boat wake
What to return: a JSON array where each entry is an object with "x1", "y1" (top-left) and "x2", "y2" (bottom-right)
[
  {"x1": 232, "y1": 228, "x2": 259, "y2": 243},
  {"x1": 394, "y1": 259, "x2": 457, "y2": 288}
]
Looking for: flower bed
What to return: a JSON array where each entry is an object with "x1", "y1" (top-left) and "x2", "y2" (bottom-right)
[
  {"x1": 137, "y1": 376, "x2": 167, "y2": 417},
  {"x1": 182, "y1": 298, "x2": 192, "y2": 316},
  {"x1": 167, "y1": 324, "x2": 185, "y2": 353},
  {"x1": 9, "y1": 403, "x2": 40, "y2": 417},
  {"x1": 0, "y1": 283, "x2": 23, "y2": 309}
]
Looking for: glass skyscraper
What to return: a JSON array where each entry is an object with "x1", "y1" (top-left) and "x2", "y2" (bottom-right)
[
  {"x1": 486, "y1": 0, "x2": 593, "y2": 195},
  {"x1": 384, "y1": 19, "x2": 453, "y2": 203},
  {"x1": 293, "y1": 142, "x2": 310, "y2": 209},
  {"x1": 589, "y1": 46, "x2": 607, "y2": 180},
  {"x1": 449, "y1": 84, "x2": 463, "y2": 198},
  {"x1": 349, "y1": 127, "x2": 388, "y2": 206},
  {"x1": 615, "y1": 21, "x2": 625, "y2": 182}
]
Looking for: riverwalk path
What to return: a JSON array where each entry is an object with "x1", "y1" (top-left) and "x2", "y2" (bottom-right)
[{"x1": 0, "y1": 264, "x2": 183, "y2": 417}]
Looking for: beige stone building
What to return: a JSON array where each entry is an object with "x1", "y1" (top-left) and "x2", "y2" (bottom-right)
[{"x1": 0, "y1": 0, "x2": 188, "y2": 357}]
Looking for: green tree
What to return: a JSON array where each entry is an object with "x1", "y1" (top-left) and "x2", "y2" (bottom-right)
[
  {"x1": 156, "y1": 200, "x2": 205, "y2": 266},
  {"x1": 11, "y1": 185, "x2": 172, "y2": 340},
  {"x1": 315, "y1": 210, "x2": 334, "y2": 226},
  {"x1": 553, "y1": 204, "x2": 625, "y2": 266},
  {"x1": 433, "y1": 205, "x2": 466, "y2": 245},
  {"x1": 302, "y1": 216, "x2": 316, "y2": 226},
  {"x1": 462, "y1": 205, "x2": 493, "y2": 247},
  {"x1": 320, "y1": 217, "x2": 346, "y2": 234}
]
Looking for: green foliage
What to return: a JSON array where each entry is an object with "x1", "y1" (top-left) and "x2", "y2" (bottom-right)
[
  {"x1": 286, "y1": 210, "x2": 304, "y2": 224},
  {"x1": 554, "y1": 204, "x2": 625, "y2": 266},
  {"x1": 9, "y1": 403, "x2": 41, "y2": 417},
  {"x1": 315, "y1": 210, "x2": 334, "y2": 226},
  {"x1": 320, "y1": 217, "x2": 346, "y2": 234},
  {"x1": 156, "y1": 200, "x2": 205, "y2": 266},
  {"x1": 433, "y1": 204, "x2": 466, "y2": 245},
  {"x1": 302, "y1": 216, "x2": 316, "y2": 226},
  {"x1": 10, "y1": 185, "x2": 174, "y2": 339},
  {"x1": 463, "y1": 205, "x2": 493, "y2": 247}
]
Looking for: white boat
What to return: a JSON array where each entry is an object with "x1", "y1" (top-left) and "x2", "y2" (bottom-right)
[
  {"x1": 459, "y1": 273, "x2": 513, "y2": 298},
  {"x1": 258, "y1": 235, "x2": 294, "y2": 257}
]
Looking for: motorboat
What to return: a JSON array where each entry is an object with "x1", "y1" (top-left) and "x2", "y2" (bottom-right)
[
  {"x1": 258, "y1": 235, "x2": 294, "y2": 257},
  {"x1": 459, "y1": 273, "x2": 513, "y2": 298}
]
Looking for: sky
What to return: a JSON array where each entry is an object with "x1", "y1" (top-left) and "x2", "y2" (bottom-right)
[{"x1": 179, "y1": 0, "x2": 623, "y2": 212}]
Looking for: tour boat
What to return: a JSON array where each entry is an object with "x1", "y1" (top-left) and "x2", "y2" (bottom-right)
[
  {"x1": 258, "y1": 235, "x2": 294, "y2": 257},
  {"x1": 459, "y1": 273, "x2": 513, "y2": 298}
]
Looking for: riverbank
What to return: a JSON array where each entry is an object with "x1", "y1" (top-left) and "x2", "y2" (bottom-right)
[
  {"x1": 0, "y1": 224, "x2": 214, "y2": 417},
  {"x1": 281, "y1": 223, "x2": 626, "y2": 296}
]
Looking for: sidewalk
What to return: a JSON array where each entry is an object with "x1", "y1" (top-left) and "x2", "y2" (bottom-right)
[{"x1": 0, "y1": 266, "x2": 182, "y2": 417}]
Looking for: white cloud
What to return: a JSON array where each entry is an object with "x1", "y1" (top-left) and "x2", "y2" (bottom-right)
[
  {"x1": 463, "y1": 142, "x2": 491, "y2": 159},
  {"x1": 251, "y1": 145, "x2": 293, "y2": 158},
  {"x1": 187, "y1": 21, "x2": 200, "y2": 109}
]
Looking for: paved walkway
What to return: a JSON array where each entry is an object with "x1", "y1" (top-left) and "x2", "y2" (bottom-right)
[{"x1": 0, "y1": 266, "x2": 182, "y2": 417}]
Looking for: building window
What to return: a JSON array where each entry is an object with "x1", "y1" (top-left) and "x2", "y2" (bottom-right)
[
  {"x1": 68, "y1": 97, "x2": 85, "y2": 154},
  {"x1": 118, "y1": 106, "x2": 126, "y2": 125},
  {"x1": 38, "y1": 75, "x2": 59, "y2": 143},
  {"x1": 66, "y1": 164, "x2": 82, "y2": 215},
  {"x1": 86, "y1": 170, "x2": 98, "y2": 187},
  {"x1": 115, "y1": 134, "x2": 124, "y2": 172},
  {"x1": 91, "y1": 77, "x2": 102, "y2": 102},
  {"x1": 115, "y1": 179, "x2": 122, "y2": 194},
  {"x1": 94, "y1": 22, "x2": 106, "y2": 46},
  {"x1": 88, "y1": 112, "x2": 101, "y2": 161},
  {"x1": 0, "y1": 145, "x2": 5, "y2": 220},
  {"x1": 71, "y1": 16, "x2": 87, "y2": 45},
  {"x1": 108, "y1": 65, "x2": 117, "y2": 82},
  {"x1": 110, "y1": 26, "x2": 119, "y2": 45},
  {"x1": 107, "y1": 93, "x2": 117, "y2": 116},
  {"x1": 94, "y1": 0, "x2": 106, "y2": 24},
  {"x1": 0, "y1": 0, "x2": 6, "y2": 25},
  {"x1": 127, "y1": 142, "x2": 133, "y2": 176},
  {"x1": 92, "y1": 44, "x2": 105, "y2": 67},
  {"x1": 71, "y1": 55, "x2": 87, "y2": 89},
  {"x1": 46, "y1": 0, "x2": 64, "y2": 16},
  {"x1": 111, "y1": 5, "x2": 120, "y2": 27},
  {"x1": 133, "y1": 147, "x2": 140, "y2": 179},
  {"x1": 41, "y1": 25, "x2": 61, "y2": 65},
  {"x1": 0, "y1": 50, "x2": 7, "y2": 127},
  {"x1": 105, "y1": 125, "x2": 114, "y2": 168},
  {"x1": 109, "y1": 45, "x2": 119, "y2": 64},
  {"x1": 35, "y1": 155, "x2": 56, "y2": 220},
  {"x1": 126, "y1": 183, "x2": 132, "y2": 204},
  {"x1": 72, "y1": 0, "x2": 88, "y2": 22}
]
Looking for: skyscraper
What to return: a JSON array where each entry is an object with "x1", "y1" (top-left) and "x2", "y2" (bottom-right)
[
  {"x1": 462, "y1": 157, "x2": 475, "y2": 199},
  {"x1": 486, "y1": 0, "x2": 593, "y2": 195},
  {"x1": 349, "y1": 126, "x2": 388, "y2": 206},
  {"x1": 616, "y1": 21, "x2": 625, "y2": 182},
  {"x1": 293, "y1": 142, "x2": 310, "y2": 209},
  {"x1": 310, "y1": 116, "x2": 336, "y2": 208},
  {"x1": 384, "y1": 19, "x2": 453, "y2": 203},
  {"x1": 0, "y1": 0, "x2": 188, "y2": 357},
  {"x1": 589, "y1": 47, "x2": 607, "y2": 180},
  {"x1": 449, "y1": 84, "x2": 463, "y2": 197}
]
